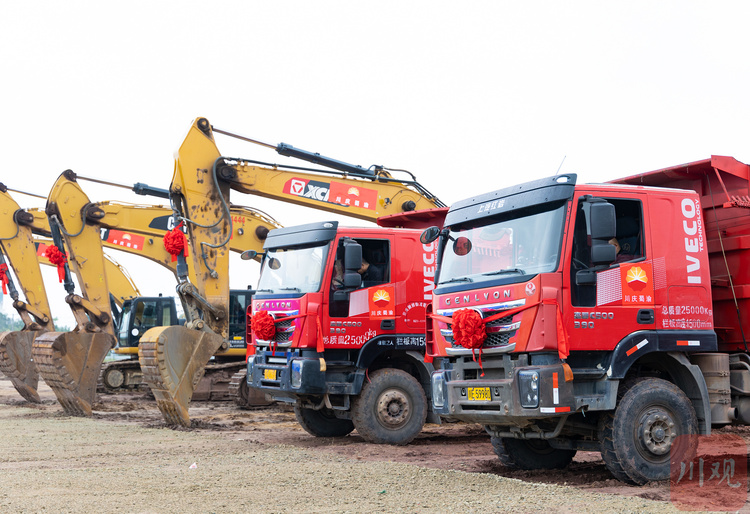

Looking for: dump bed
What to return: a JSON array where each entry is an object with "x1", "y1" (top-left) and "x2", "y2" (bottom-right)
[{"x1": 612, "y1": 155, "x2": 750, "y2": 351}]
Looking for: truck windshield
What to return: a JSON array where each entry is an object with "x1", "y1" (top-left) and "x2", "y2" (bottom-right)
[
  {"x1": 256, "y1": 242, "x2": 329, "y2": 294},
  {"x1": 438, "y1": 202, "x2": 567, "y2": 286}
]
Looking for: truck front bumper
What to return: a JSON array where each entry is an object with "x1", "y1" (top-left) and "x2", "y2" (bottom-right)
[
  {"x1": 248, "y1": 352, "x2": 363, "y2": 402},
  {"x1": 431, "y1": 354, "x2": 576, "y2": 424}
]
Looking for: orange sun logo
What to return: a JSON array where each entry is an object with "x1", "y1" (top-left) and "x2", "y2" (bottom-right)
[
  {"x1": 347, "y1": 187, "x2": 360, "y2": 196},
  {"x1": 625, "y1": 266, "x2": 649, "y2": 291},
  {"x1": 626, "y1": 267, "x2": 648, "y2": 285},
  {"x1": 372, "y1": 289, "x2": 391, "y2": 306}
]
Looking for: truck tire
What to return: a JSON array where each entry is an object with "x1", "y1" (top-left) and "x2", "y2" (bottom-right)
[
  {"x1": 294, "y1": 406, "x2": 354, "y2": 437},
  {"x1": 599, "y1": 377, "x2": 698, "y2": 485},
  {"x1": 491, "y1": 436, "x2": 576, "y2": 470},
  {"x1": 351, "y1": 368, "x2": 427, "y2": 445}
]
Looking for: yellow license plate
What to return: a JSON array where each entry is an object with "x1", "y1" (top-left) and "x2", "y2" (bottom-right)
[
  {"x1": 263, "y1": 369, "x2": 277, "y2": 380},
  {"x1": 467, "y1": 387, "x2": 491, "y2": 401}
]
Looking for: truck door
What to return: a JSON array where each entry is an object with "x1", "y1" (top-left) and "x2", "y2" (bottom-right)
[
  {"x1": 328, "y1": 237, "x2": 392, "y2": 347},
  {"x1": 566, "y1": 195, "x2": 654, "y2": 351}
]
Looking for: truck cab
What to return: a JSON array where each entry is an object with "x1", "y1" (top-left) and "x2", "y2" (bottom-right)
[
  {"x1": 247, "y1": 221, "x2": 437, "y2": 445},
  {"x1": 424, "y1": 173, "x2": 735, "y2": 484}
]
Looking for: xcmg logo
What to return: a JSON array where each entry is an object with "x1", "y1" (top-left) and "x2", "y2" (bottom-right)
[
  {"x1": 284, "y1": 178, "x2": 330, "y2": 202},
  {"x1": 283, "y1": 178, "x2": 379, "y2": 210}
]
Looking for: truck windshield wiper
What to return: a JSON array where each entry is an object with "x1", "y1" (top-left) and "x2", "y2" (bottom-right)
[
  {"x1": 254, "y1": 288, "x2": 274, "y2": 293},
  {"x1": 439, "y1": 277, "x2": 473, "y2": 284},
  {"x1": 279, "y1": 287, "x2": 301, "y2": 292},
  {"x1": 482, "y1": 268, "x2": 526, "y2": 276}
]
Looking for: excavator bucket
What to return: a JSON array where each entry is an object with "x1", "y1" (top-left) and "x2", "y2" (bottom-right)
[
  {"x1": 0, "y1": 330, "x2": 44, "y2": 403},
  {"x1": 138, "y1": 325, "x2": 224, "y2": 427},
  {"x1": 32, "y1": 331, "x2": 114, "y2": 416}
]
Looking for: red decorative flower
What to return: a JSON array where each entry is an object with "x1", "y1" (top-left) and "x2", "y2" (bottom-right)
[
  {"x1": 163, "y1": 222, "x2": 187, "y2": 262},
  {"x1": 251, "y1": 310, "x2": 276, "y2": 341},
  {"x1": 0, "y1": 263, "x2": 8, "y2": 294},
  {"x1": 44, "y1": 245, "x2": 68, "y2": 282},
  {"x1": 452, "y1": 309, "x2": 486, "y2": 349}
]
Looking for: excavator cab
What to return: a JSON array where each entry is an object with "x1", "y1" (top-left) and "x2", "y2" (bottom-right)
[
  {"x1": 228, "y1": 290, "x2": 253, "y2": 349},
  {"x1": 117, "y1": 296, "x2": 182, "y2": 348}
]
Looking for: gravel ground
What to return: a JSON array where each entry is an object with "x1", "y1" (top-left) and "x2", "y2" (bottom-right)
[{"x1": 0, "y1": 405, "x2": 686, "y2": 514}]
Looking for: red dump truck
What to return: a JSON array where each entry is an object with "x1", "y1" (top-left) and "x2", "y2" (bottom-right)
[
  {"x1": 422, "y1": 156, "x2": 750, "y2": 484},
  {"x1": 245, "y1": 217, "x2": 445, "y2": 445}
]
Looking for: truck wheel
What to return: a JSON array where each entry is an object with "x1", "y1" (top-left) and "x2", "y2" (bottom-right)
[
  {"x1": 491, "y1": 436, "x2": 576, "y2": 470},
  {"x1": 599, "y1": 377, "x2": 698, "y2": 485},
  {"x1": 351, "y1": 368, "x2": 427, "y2": 445},
  {"x1": 294, "y1": 406, "x2": 354, "y2": 437}
]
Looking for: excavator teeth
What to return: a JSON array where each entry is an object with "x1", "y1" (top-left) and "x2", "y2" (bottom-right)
[
  {"x1": 138, "y1": 325, "x2": 224, "y2": 427},
  {"x1": 32, "y1": 331, "x2": 114, "y2": 417},
  {"x1": 0, "y1": 330, "x2": 44, "y2": 403}
]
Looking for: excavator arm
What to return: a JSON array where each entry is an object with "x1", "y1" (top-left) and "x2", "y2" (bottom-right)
[
  {"x1": 0, "y1": 185, "x2": 54, "y2": 402},
  {"x1": 139, "y1": 117, "x2": 445, "y2": 426},
  {"x1": 32, "y1": 172, "x2": 119, "y2": 416}
]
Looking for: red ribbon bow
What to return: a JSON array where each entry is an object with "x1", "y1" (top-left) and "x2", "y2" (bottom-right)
[
  {"x1": 0, "y1": 263, "x2": 9, "y2": 294},
  {"x1": 163, "y1": 221, "x2": 189, "y2": 262},
  {"x1": 44, "y1": 245, "x2": 68, "y2": 283}
]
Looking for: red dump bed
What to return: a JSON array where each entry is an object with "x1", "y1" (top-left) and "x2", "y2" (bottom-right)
[{"x1": 612, "y1": 156, "x2": 750, "y2": 350}]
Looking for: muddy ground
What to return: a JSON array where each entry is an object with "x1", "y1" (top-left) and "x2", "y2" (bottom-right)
[{"x1": 1, "y1": 376, "x2": 748, "y2": 512}]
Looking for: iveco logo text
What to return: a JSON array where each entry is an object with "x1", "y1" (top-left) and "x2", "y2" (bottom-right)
[
  {"x1": 682, "y1": 198, "x2": 704, "y2": 284},
  {"x1": 445, "y1": 290, "x2": 511, "y2": 306}
]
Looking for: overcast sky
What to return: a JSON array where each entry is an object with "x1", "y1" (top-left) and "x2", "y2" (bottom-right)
[{"x1": 2, "y1": 1, "x2": 750, "y2": 327}]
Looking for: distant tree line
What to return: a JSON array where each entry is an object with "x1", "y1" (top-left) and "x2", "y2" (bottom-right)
[{"x1": 0, "y1": 311, "x2": 70, "y2": 332}]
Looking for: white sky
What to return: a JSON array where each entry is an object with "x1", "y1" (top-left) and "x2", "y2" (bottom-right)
[{"x1": 2, "y1": 1, "x2": 750, "y2": 327}]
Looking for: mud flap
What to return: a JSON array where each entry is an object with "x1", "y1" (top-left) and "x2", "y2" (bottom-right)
[
  {"x1": 138, "y1": 325, "x2": 224, "y2": 426},
  {"x1": 0, "y1": 330, "x2": 44, "y2": 403},
  {"x1": 32, "y1": 331, "x2": 114, "y2": 416}
]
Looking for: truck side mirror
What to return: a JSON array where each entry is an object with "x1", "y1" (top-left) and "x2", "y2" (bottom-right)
[
  {"x1": 343, "y1": 240, "x2": 362, "y2": 272},
  {"x1": 342, "y1": 272, "x2": 362, "y2": 289},
  {"x1": 589, "y1": 200, "x2": 616, "y2": 265},
  {"x1": 240, "y1": 250, "x2": 258, "y2": 261},
  {"x1": 420, "y1": 226, "x2": 440, "y2": 244}
]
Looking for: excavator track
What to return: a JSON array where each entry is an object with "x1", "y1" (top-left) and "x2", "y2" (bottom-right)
[
  {"x1": 228, "y1": 368, "x2": 274, "y2": 409},
  {"x1": 138, "y1": 325, "x2": 224, "y2": 426},
  {"x1": 0, "y1": 330, "x2": 43, "y2": 403},
  {"x1": 98, "y1": 359, "x2": 145, "y2": 393},
  {"x1": 32, "y1": 331, "x2": 113, "y2": 416}
]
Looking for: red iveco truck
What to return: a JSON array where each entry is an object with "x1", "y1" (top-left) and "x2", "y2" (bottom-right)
[
  {"x1": 422, "y1": 156, "x2": 750, "y2": 484},
  {"x1": 245, "y1": 219, "x2": 440, "y2": 445}
]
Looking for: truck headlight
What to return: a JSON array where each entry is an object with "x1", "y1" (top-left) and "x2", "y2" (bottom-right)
[
  {"x1": 518, "y1": 370, "x2": 539, "y2": 408},
  {"x1": 291, "y1": 360, "x2": 302, "y2": 389},
  {"x1": 431, "y1": 371, "x2": 446, "y2": 408}
]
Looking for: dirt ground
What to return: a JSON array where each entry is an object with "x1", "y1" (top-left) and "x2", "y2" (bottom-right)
[{"x1": 1, "y1": 376, "x2": 748, "y2": 512}]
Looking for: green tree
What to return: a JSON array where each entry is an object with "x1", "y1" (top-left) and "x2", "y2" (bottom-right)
[{"x1": 0, "y1": 311, "x2": 23, "y2": 331}]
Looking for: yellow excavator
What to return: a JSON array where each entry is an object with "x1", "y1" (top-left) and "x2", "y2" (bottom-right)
[
  {"x1": 138, "y1": 117, "x2": 445, "y2": 426},
  {"x1": 5, "y1": 173, "x2": 279, "y2": 416},
  {"x1": 0, "y1": 186, "x2": 147, "y2": 402},
  {"x1": 23, "y1": 191, "x2": 280, "y2": 401}
]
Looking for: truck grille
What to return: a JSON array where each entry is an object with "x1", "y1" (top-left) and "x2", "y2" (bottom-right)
[
  {"x1": 436, "y1": 300, "x2": 524, "y2": 355},
  {"x1": 256, "y1": 310, "x2": 298, "y2": 348}
]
